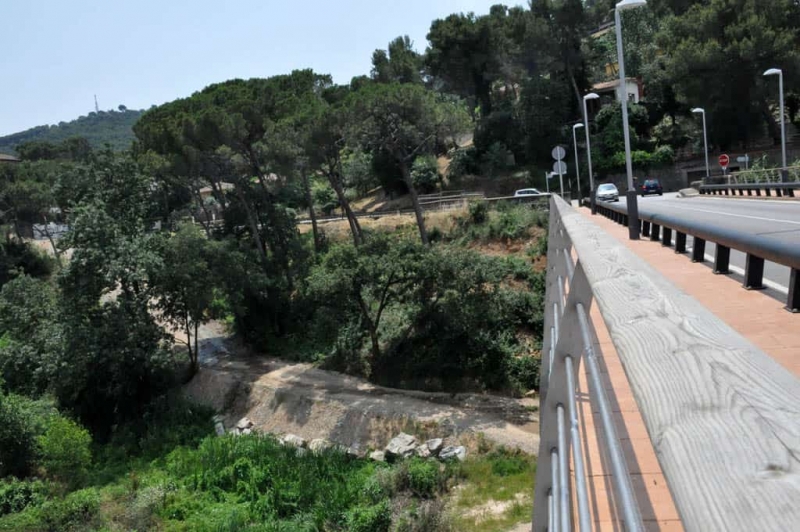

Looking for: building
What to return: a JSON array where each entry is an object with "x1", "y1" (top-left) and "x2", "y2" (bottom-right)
[
  {"x1": 591, "y1": 78, "x2": 643, "y2": 104},
  {"x1": 0, "y1": 153, "x2": 20, "y2": 164}
]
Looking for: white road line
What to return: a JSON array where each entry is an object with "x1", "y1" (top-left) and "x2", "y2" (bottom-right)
[{"x1": 662, "y1": 204, "x2": 800, "y2": 225}]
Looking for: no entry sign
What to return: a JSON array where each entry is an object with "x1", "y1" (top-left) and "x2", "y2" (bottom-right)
[{"x1": 719, "y1": 154, "x2": 730, "y2": 169}]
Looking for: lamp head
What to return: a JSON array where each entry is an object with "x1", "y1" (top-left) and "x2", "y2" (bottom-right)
[
  {"x1": 583, "y1": 93, "x2": 600, "y2": 101},
  {"x1": 616, "y1": 0, "x2": 647, "y2": 11},
  {"x1": 573, "y1": 123, "x2": 585, "y2": 130},
  {"x1": 691, "y1": 108, "x2": 704, "y2": 114},
  {"x1": 764, "y1": 68, "x2": 782, "y2": 77}
]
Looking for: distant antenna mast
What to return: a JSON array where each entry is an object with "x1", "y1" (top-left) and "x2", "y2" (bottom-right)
[{"x1": 94, "y1": 95, "x2": 99, "y2": 113}]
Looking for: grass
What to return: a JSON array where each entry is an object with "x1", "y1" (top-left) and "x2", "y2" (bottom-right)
[{"x1": 450, "y1": 448, "x2": 536, "y2": 532}]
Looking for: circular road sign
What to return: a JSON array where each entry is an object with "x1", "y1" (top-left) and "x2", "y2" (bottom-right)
[
  {"x1": 552, "y1": 146, "x2": 566, "y2": 161},
  {"x1": 719, "y1": 154, "x2": 730, "y2": 169},
  {"x1": 553, "y1": 160, "x2": 568, "y2": 174}
]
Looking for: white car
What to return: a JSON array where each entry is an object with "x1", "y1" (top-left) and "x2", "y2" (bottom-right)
[
  {"x1": 514, "y1": 188, "x2": 543, "y2": 197},
  {"x1": 596, "y1": 183, "x2": 619, "y2": 202}
]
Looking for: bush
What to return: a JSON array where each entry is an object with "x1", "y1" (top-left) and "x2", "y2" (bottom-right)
[
  {"x1": 37, "y1": 416, "x2": 92, "y2": 483},
  {"x1": 652, "y1": 145, "x2": 675, "y2": 166},
  {"x1": 0, "y1": 241, "x2": 54, "y2": 289},
  {"x1": 468, "y1": 201, "x2": 488, "y2": 225},
  {"x1": 344, "y1": 499, "x2": 392, "y2": 532},
  {"x1": 38, "y1": 488, "x2": 100, "y2": 532},
  {"x1": 411, "y1": 155, "x2": 441, "y2": 194},
  {"x1": 0, "y1": 393, "x2": 38, "y2": 478},
  {"x1": 447, "y1": 147, "x2": 480, "y2": 180},
  {"x1": 488, "y1": 448, "x2": 529, "y2": 477},
  {"x1": 0, "y1": 479, "x2": 47, "y2": 517},
  {"x1": 407, "y1": 459, "x2": 443, "y2": 498},
  {"x1": 507, "y1": 355, "x2": 541, "y2": 392}
]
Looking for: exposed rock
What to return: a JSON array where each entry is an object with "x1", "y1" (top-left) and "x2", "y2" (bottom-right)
[
  {"x1": 385, "y1": 433, "x2": 418, "y2": 459},
  {"x1": 439, "y1": 445, "x2": 466, "y2": 461},
  {"x1": 280, "y1": 434, "x2": 307, "y2": 448},
  {"x1": 347, "y1": 443, "x2": 365, "y2": 459},
  {"x1": 240, "y1": 427, "x2": 252, "y2": 435},
  {"x1": 425, "y1": 438, "x2": 444, "y2": 455},
  {"x1": 236, "y1": 417, "x2": 254, "y2": 430},
  {"x1": 679, "y1": 188, "x2": 700, "y2": 198},
  {"x1": 415, "y1": 444, "x2": 431, "y2": 458},
  {"x1": 213, "y1": 415, "x2": 226, "y2": 436},
  {"x1": 369, "y1": 450, "x2": 386, "y2": 462},
  {"x1": 309, "y1": 438, "x2": 334, "y2": 453}
]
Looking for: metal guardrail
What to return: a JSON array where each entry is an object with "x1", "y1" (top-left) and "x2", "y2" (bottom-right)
[
  {"x1": 699, "y1": 183, "x2": 799, "y2": 197},
  {"x1": 535, "y1": 195, "x2": 800, "y2": 531},
  {"x1": 589, "y1": 199, "x2": 800, "y2": 312}
]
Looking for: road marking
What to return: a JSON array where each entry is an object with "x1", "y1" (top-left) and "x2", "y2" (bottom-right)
[{"x1": 660, "y1": 204, "x2": 800, "y2": 226}]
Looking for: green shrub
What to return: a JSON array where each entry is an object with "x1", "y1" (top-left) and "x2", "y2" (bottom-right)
[
  {"x1": 0, "y1": 479, "x2": 47, "y2": 517},
  {"x1": 38, "y1": 488, "x2": 100, "y2": 532},
  {"x1": 0, "y1": 393, "x2": 38, "y2": 478},
  {"x1": 407, "y1": 459, "x2": 443, "y2": 498},
  {"x1": 488, "y1": 448, "x2": 529, "y2": 477},
  {"x1": 411, "y1": 155, "x2": 441, "y2": 194},
  {"x1": 507, "y1": 355, "x2": 541, "y2": 392},
  {"x1": 344, "y1": 499, "x2": 392, "y2": 532},
  {"x1": 0, "y1": 241, "x2": 54, "y2": 288},
  {"x1": 447, "y1": 147, "x2": 480, "y2": 180},
  {"x1": 37, "y1": 416, "x2": 92, "y2": 483},
  {"x1": 468, "y1": 201, "x2": 488, "y2": 225}
]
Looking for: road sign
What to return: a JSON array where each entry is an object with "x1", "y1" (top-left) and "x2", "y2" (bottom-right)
[
  {"x1": 719, "y1": 154, "x2": 730, "y2": 169},
  {"x1": 553, "y1": 161, "x2": 567, "y2": 174},
  {"x1": 736, "y1": 155, "x2": 749, "y2": 163},
  {"x1": 551, "y1": 146, "x2": 566, "y2": 161}
]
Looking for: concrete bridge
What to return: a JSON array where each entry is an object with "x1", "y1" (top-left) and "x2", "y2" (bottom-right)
[{"x1": 533, "y1": 195, "x2": 800, "y2": 531}]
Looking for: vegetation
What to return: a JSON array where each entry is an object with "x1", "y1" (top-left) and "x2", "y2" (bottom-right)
[{"x1": 0, "y1": 107, "x2": 143, "y2": 154}]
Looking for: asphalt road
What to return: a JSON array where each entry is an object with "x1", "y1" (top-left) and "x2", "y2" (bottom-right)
[{"x1": 613, "y1": 193, "x2": 800, "y2": 292}]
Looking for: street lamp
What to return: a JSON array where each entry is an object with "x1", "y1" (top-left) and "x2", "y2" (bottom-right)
[
  {"x1": 691, "y1": 108, "x2": 710, "y2": 180},
  {"x1": 583, "y1": 92, "x2": 600, "y2": 214},
  {"x1": 764, "y1": 68, "x2": 787, "y2": 180},
  {"x1": 615, "y1": 0, "x2": 647, "y2": 240},
  {"x1": 573, "y1": 123, "x2": 585, "y2": 199}
]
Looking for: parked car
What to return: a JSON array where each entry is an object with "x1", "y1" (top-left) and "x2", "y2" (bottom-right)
[
  {"x1": 640, "y1": 178, "x2": 663, "y2": 196},
  {"x1": 596, "y1": 183, "x2": 619, "y2": 202},
  {"x1": 514, "y1": 188, "x2": 543, "y2": 197}
]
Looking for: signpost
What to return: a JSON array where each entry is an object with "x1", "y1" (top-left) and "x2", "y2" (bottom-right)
[
  {"x1": 719, "y1": 154, "x2": 730, "y2": 182},
  {"x1": 737, "y1": 155, "x2": 750, "y2": 170},
  {"x1": 552, "y1": 146, "x2": 567, "y2": 196}
]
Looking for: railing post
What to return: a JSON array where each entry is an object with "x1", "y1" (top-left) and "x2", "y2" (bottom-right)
[
  {"x1": 744, "y1": 254, "x2": 765, "y2": 290},
  {"x1": 692, "y1": 237, "x2": 706, "y2": 263},
  {"x1": 650, "y1": 223, "x2": 660, "y2": 241},
  {"x1": 714, "y1": 245, "x2": 731, "y2": 274},
  {"x1": 661, "y1": 227, "x2": 672, "y2": 247},
  {"x1": 642, "y1": 220, "x2": 650, "y2": 237},
  {"x1": 675, "y1": 232, "x2": 687, "y2": 254},
  {"x1": 787, "y1": 269, "x2": 799, "y2": 313}
]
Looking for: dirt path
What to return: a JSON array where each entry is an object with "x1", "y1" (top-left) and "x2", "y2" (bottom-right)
[{"x1": 183, "y1": 322, "x2": 540, "y2": 455}]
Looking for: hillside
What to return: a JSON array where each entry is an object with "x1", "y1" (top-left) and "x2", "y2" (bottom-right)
[{"x1": 0, "y1": 107, "x2": 143, "y2": 153}]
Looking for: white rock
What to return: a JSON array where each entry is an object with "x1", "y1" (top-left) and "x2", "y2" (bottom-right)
[
  {"x1": 309, "y1": 438, "x2": 334, "y2": 453},
  {"x1": 240, "y1": 427, "x2": 252, "y2": 435},
  {"x1": 236, "y1": 417, "x2": 254, "y2": 430},
  {"x1": 369, "y1": 450, "x2": 386, "y2": 462},
  {"x1": 385, "y1": 433, "x2": 418, "y2": 459},
  {"x1": 280, "y1": 434, "x2": 307, "y2": 448},
  {"x1": 415, "y1": 444, "x2": 431, "y2": 458},
  {"x1": 214, "y1": 421, "x2": 226, "y2": 437},
  {"x1": 425, "y1": 438, "x2": 444, "y2": 455},
  {"x1": 439, "y1": 445, "x2": 466, "y2": 461}
]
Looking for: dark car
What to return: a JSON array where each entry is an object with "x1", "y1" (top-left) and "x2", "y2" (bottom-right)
[{"x1": 640, "y1": 178, "x2": 663, "y2": 196}]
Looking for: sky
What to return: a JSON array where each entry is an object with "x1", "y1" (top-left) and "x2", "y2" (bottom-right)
[{"x1": 0, "y1": 0, "x2": 514, "y2": 136}]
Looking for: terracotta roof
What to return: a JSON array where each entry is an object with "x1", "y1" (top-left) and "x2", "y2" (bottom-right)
[
  {"x1": 0, "y1": 153, "x2": 20, "y2": 162},
  {"x1": 591, "y1": 78, "x2": 639, "y2": 92}
]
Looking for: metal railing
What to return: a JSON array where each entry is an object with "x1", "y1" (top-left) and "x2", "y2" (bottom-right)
[
  {"x1": 535, "y1": 195, "x2": 800, "y2": 531},
  {"x1": 590, "y1": 199, "x2": 800, "y2": 312},
  {"x1": 535, "y1": 195, "x2": 644, "y2": 532}
]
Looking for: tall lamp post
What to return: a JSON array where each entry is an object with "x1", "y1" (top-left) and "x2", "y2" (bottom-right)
[
  {"x1": 615, "y1": 0, "x2": 647, "y2": 240},
  {"x1": 764, "y1": 68, "x2": 787, "y2": 181},
  {"x1": 583, "y1": 93, "x2": 600, "y2": 214},
  {"x1": 573, "y1": 123, "x2": 585, "y2": 200},
  {"x1": 692, "y1": 108, "x2": 710, "y2": 180}
]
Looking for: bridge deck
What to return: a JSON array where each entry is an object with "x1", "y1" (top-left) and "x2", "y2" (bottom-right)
[{"x1": 570, "y1": 204, "x2": 799, "y2": 531}]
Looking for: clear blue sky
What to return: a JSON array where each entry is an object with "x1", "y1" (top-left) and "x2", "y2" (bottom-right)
[{"x1": 0, "y1": 0, "x2": 510, "y2": 136}]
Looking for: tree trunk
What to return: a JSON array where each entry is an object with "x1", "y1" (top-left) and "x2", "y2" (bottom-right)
[
  {"x1": 761, "y1": 98, "x2": 781, "y2": 146},
  {"x1": 300, "y1": 172, "x2": 322, "y2": 252},
  {"x1": 193, "y1": 320, "x2": 200, "y2": 375},
  {"x1": 190, "y1": 186, "x2": 213, "y2": 237},
  {"x1": 327, "y1": 171, "x2": 362, "y2": 246},
  {"x1": 40, "y1": 215, "x2": 63, "y2": 269},
  {"x1": 233, "y1": 184, "x2": 269, "y2": 266},
  {"x1": 400, "y1": 163, "x2": 429, "y2": 245}
]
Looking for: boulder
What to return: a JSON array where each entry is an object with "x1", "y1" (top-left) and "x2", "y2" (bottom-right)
[
  {"x1": 240, "y1": 427, "x2": 252, "y2": 436},
  {"x1": 415, "y1": 444, "x2": 431, "y2": 459},
  {"x1": 236, "y1": 417, "x2": 254, "y2": 430},
  {"x1": 439, "y1": 445, "x2": 466, "y2": 461},
  {"x1": 385, "y1": 433, "x2": 418, "y2": 459},
  {"x1": 213, "y1": 416, "x2": 226, "y2": 437},
  {"x1": 281, "y1": 434, "x2": 307, "y2": 448},
  {"x1": 309, "y1": 438, "x2": 334, "y2": 453},
  {"x1": 369, "y1": 450, "x2": 386, "y2": 462},
  {"x1": 425, "y1": 438, "x2": 444, "y2": 455}
]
